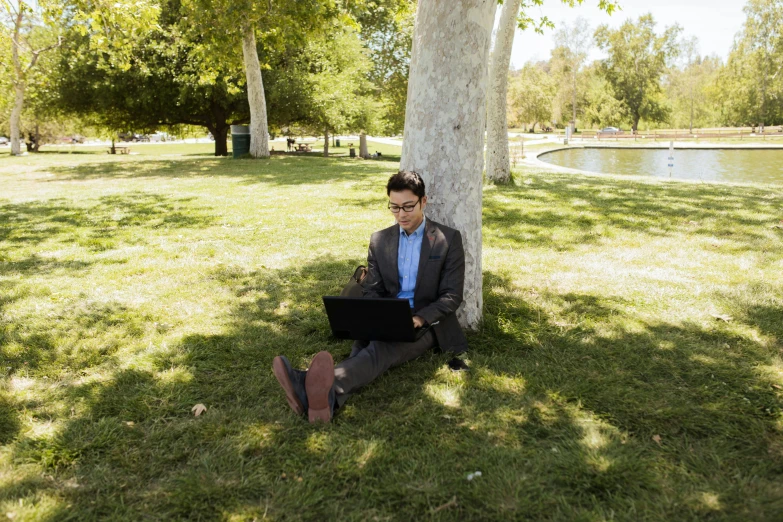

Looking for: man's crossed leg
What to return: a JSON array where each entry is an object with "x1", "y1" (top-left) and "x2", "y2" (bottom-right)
[{"x1": 273, "y1": 330, "x2": 436, "y2": 423}]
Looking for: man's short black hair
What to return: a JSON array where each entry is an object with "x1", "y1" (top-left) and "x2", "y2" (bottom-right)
[{"x1": 386, "y1": 170, "x2": 426, "y2": 198}]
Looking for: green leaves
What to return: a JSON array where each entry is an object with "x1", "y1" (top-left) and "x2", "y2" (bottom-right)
[
  {"x1": 716, "y1": 0, "x2": 783, "y2": 126},
  {"x1": 507, "y1": 62, "x2": 556, "y2": 129},
  {"x1": 70, "y1": 0, "x2": 162, "y2": 70},
  {"x1": 516, "y1": 1, "x2": 621, "y2": 34},
  {"x1": 595, "y1": 14, "x2": 681, "y2": 130}
]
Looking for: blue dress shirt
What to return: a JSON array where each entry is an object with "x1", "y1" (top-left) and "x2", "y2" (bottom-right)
[{"x1": 397, "y1": 216, "x2": 426, "y2": 308}]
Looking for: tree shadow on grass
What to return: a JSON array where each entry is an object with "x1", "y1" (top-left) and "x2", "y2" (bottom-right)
[
  {"x1": 0, "y1": 162, "x2": 781, "y2": 518},
  {"x1": 0, "y1": 255, "x2": 106, "y2": 276},
  {"x1": 325, "y1": 270, "x2": 782, "y2": 520},
  {"x1": 0, "y1": 389, "x2": 21, "y2": 445},
  {"x1": 203, "y1": 268, "x2": 780, "y2": 519},
  {"x1": 442, "y1": 271, "x2": 782, "y2": 518},
  {"x1": 0, "y1": 257, "x2": 370, "y2": 519},
  {"x1": 0, "y1": 192, "x2": 215, "y2": 261},
  {"x1": 744, "y1": 303, "x2": 783, "y2": 348},
  {"x1": 44, "y1": 156, "x2": 398, "y2": 187},
  {"x1": 484, "y1": 173, "x2": 783, "y2": 250},
  {"x1": 2, "y1": 258, "x2": 781, "y2": 519},
  {"x1": 23, "y1": 150, "x2": 104, "y2": 156},
  {"x1": 338, "y1": 195, "x2": 388, "y2": 212},
  {"x1": 45, "y1": 159, "x2": 226, "y2": 180},
  {"x1": 0, "y1": 300, "x2": 158, "y2": 376},
  {"x1": 0, "y1": 295, "x2": 165, "y2": 486},
  {"x1": 232, "y1": 157, "x2": 399, "y2": 188}
]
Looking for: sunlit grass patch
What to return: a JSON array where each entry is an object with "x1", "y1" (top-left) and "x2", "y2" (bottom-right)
[{"x1": 0, "y1": 147, "x2": 781, "y2": 520}]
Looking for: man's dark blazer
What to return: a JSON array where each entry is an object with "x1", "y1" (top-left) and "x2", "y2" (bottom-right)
[{"x1": 361, "y1": 218, "x2": 468, "y2": 354}]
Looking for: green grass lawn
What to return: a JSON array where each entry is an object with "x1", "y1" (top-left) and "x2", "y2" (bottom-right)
[
  {"x1": 1, "y1": 146, "x2": 782, "y2": 520},
  {"x1": 0, "y1": 139, "x2": 401, "y2": 160}
]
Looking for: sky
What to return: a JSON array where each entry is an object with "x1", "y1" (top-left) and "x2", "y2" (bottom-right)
[{"x1": 507, "y1": 0, "x2": 749, "y2": 69}]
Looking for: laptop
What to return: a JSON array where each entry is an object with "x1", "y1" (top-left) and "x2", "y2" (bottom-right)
[{"x1": 322, "y1": 296, "x2": 435, "y2": 342}]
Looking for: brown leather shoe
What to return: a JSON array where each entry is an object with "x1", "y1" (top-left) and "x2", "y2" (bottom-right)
[
  {"x1": 272, "y1": 356, "x2": 306, "y2": 415},
  {"x1": 306, "y1": 351, "x2": 335, "y2": 423}
]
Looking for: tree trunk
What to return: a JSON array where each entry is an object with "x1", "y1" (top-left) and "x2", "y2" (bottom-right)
[
  {"x1": 689, "y1": 91, "x2": 694, "y2": 133},
  {"x1": 572, "y1": 68, "x2": 577, "y2": 129},
  {"x1": 10, "y1": 83, "x2": 24, "y2": 156},
  {"x1": 10, "y1": 7, "x2": 25, "y2": 157},
  {"x1": 689, "y1": 71, "x2": 694, "y2": 133},
  {"x1": 760, "y1": 59, "x2": 767, "y2": 133},
  {"x1": 208, "y1": 123, "x2": 229, "y2": 156},
  {"x1": 400, "y1": 0, "x2": 496, "y2": 330},
  {"x1": 359, "y1": 132, "x2": 369, "y2": 158},
  {"x1": 33, "y1": 124, "x2": 40, "y2": 153},
  {"x1": 241, "y1": 24, "x2": 270, "y2": 158},
  {"x1": 216, "y1": 125, "x2": 229, "y2": 156},
  {"x1": 323, "y1": 130, "x2": 329, "y2": 157},
  {"x1": 485, "y1": 0, "x2": 519, "y2": 184},
  {"x1": 111, "y1": 138, "x2": 116, "y2": 155}
]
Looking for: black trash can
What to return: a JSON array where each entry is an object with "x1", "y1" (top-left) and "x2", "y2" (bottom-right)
[
  {"x1": 231, "y1": 125, "x2": 250, "y2": 158},
  {"x1": 336, "y1": 138, "x2": 341, "y2": 147},
  {"x1": 349, "y1": 148, "x2": 356, "y2": 158}
]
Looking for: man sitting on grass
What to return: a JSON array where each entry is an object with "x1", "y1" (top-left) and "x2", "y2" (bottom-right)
[{"x1": 272, "y1": 170, "x2": 468, "y2": 423}]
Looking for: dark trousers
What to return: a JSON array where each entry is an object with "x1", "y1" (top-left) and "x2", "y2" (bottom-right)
[{"x1": 333, "y1": 330, "x2": 436, "y2": 408}]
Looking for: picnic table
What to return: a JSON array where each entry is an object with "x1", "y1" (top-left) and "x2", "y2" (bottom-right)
[
  {"x1": 108, "y1": 147, "x2": 131, "y2": 154},
  {"x1": 295, "y1": 143, "x2": 312, "y2": 152}
]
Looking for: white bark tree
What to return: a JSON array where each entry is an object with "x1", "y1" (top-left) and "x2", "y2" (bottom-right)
[
  {"x1": 10, "y1": 80, "x2": 24, "y2": 156},
  {"x1": 678, "y1": 36, "x2": 699, "y2": 133},
  {"x1": 353, "y1": 101, "x2": 380, "y2": 159},
  {"x1": 3, "y1": 0, "x2": 158, "y2": 155},
  {"x1": 554, "y1": 17, "x2": 592, "y2": 131},
  {"x1": 359, "y1": 132, "x2": 368, "y2": 158},
  {"x1": 2, "y1": 2, "x2": 61, "y2": 156},
  {"x1": 485, "y1": 0, "x2": 521, "y2": 183},
  {"x1": 400, "y1": 0, "x2": 497, "y2": 330},
  {"x1": 241, "y1": 23, "x2": 269, "y2": 158}
]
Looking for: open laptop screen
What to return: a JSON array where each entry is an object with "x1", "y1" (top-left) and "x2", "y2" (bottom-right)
[{"x1": 322, "y1": 297, "x2": 427, "y2": 343}]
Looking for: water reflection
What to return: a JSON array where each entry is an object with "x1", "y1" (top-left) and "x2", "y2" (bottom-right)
[{"x1": 539, "y1": 148, "x2": 783, "y2": 184}]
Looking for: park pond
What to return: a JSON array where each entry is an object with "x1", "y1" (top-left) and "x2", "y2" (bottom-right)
[{"x1": 538, "y1": 147, "x2": 783, "y2": 185}]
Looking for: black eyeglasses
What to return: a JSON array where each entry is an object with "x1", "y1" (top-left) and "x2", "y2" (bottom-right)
[{"x1": 388, "y1": 198, "x2": 421, "y2": 213}]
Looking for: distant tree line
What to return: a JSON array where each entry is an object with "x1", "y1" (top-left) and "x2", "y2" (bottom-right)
[
  {"x1": 4, "y1": 0, "x2": 782, "y2": 155},
  {"x1": 507, "y1": 1, "x2": 783, "y2": 133}
]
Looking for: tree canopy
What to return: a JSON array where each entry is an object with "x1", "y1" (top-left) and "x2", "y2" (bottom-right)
[
  {"x1": 716, "y1": 0, "x2": 783, "y2": 127},
  {"x1": 56, "y1": 6, "x2": 250, "y2": 156},
  {"x1": 594, "y1": 14, "x2": 681, "y2": 132},
  {"x1": 507, "y1": 61, "x2": 556, "y2": 131}
]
